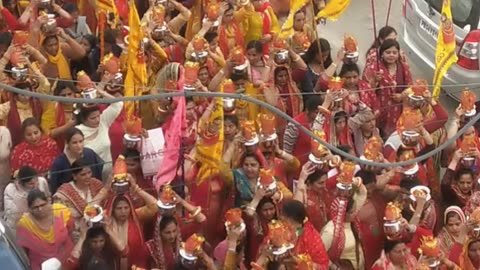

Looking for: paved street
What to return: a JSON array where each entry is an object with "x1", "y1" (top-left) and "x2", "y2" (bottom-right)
[{"x1": 319, "y1": 0, "x2": 457, "y2": 112}]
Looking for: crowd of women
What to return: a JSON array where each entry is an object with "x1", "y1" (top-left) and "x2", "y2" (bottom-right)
[{"x1": 1, "y1": 0, "x2": 480, "y2": 270}]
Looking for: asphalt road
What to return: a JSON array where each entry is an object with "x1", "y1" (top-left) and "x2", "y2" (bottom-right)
[{"x1": 318, "y1": 0, "x2": 457, "y2": 112}]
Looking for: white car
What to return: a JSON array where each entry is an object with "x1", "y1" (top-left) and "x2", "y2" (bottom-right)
[{"x1": 400, "y1": 0, "x2": 480, "y2": 101}]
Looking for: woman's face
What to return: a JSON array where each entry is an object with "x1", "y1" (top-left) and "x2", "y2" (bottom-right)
[
  {"x1": 315, "y1": 50, "x2": 330, "y2": 64},
  {"x1": 335, "y1": 117, "x2": 347, "y2": 133},
  {"x1": 388, "y1": 243, "x2": 409, "y2": 266},
  {"x1": 16, "y1": 93, "x2": 30, "y2": 103},
  {"x1": 89, "y1": 235, "x2": 106, "y2": 254},
  {"x1": 469, "y1": 241, "x2": 480, "y2": 266},
  {"x1": 275, "y1": 69, "x2": 289, "y2": 87},
  {"x1": 22, "y1": 178, "x2": 38, "y2": 191},
  {"x1": 223, "y1": 9, "x2": 234, "y2": 24},
  {"x1": 24, "y1": 125, "x2": 42, "y2": 145},
  {"x1": 224, "y1": 120, "x2": 238, "y2": 138},
  {"x1": 73, "y1": 167, "x2": 92, "y2": 186},
  {"x1": 185, "y1": 101, "x2": 196, "y2": 122},
  {"x1": 79, "y1": 38, "x2": 92, "y2": 53},
  {"x1": 360, "y1": 117, "x2": 376, "y2": 133},
  {"x1": 382, "y1": 46, "x2": 399, "y2": 64},
  {"x1": 29, "y1": 198, "x2": 51, "y2": 219},
  {"x1": 252, "y1": 0, "x2": 262, "y2": 9},
  {"x1": 125, "y1": 157, "x2": 140, "y2": 174},
  {"x1": 58, "y1": 87, "x2": 75, "y2": 98},
  {"x1": 84, "y1": 110, "x2": 101, "y2": 128},
  {"x1": 457, "y1": 173, "x2": 474, "y2": 194},
  {"x1": 113, "y1": 200, "x2": 131, "y2": 223},
  {"x1": 242, "y1": 156, "x2": 260, "y2": 179},
  {"x1": 310, "y1": 175, "x2": 327, "y2": 191},
  {"x1": 293, "y1": 11, "x2": 306, "y2": 31},
  {"x1": 246, "y1": 48, "x2": 262, "y2": 65},
  {"x1": 446, "y1": 215, "x2": 462, "y2": 237},
  {"x1": 44, "y1": 37, "x2": 59, "y2": 56},
  {"x1": 198, "y1": 68, "x2": 210, "y2": 86},
  {"x1": 67, "y1": 133, "x2": 84, "y2": 154},
  {"x1": 160, "y1": 222, "x2": 178, "y2": 245},
  {"x1": 380, "y1": 32, "x2": 398, "y2": 44},
  {"x1": 259, "y1": 201, "x2": 276, "y2": 221},
  {"x1": 209, "y1": 37, "x2": 218, "y2": 51},
  {"x1": 342, "y1": 71, "x2": 359, "y2": 89}
]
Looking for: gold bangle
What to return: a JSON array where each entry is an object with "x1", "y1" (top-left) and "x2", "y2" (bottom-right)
[{"x1": 191, "y1": 206, "x2": 202, "y2": 217}]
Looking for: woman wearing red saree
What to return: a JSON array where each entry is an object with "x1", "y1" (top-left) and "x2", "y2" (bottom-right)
[
  {"x1": 10, "y1": 117, "x2": 59, "y2": 175},
  {"x1": 438, "y1": 206, "x2": 466, "y2": 259},
  {"x1": 53, "y1": 159, "x2": 110, "y2": 243},
  {"x1": 263, "y1": 64, "x2": 304, "y2": 135},
  {"x1": 363, "y1": 26, "x2": 398, "y2": 80},
  {"x1": 105, "y1": 175, "x2": 158, "y2": 269},
  {"x1": 363, "y1": 39, "x2": 412, "y2": 137},
  {"x1": 294, "y1": 162, "x2": 330, "y2": 232},
  {"x1": 340, "y1": 63, "x2": 379, "y2": 115},
  {"x1": 371, "y1": 240, "x2": 418, "y2": 270},
  {"x1": 281, "y1": 200, "x2": 329, "y2": 269},
  {"x1": 243, "y1": 187, "x2": 280, "y2": 266},
  {"x1": 147, "y1": 215, "x2": 182, "y2": 270}
]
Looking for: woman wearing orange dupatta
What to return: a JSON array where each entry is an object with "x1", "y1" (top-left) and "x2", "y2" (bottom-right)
[
  {"x1": 218, "y1": 3, "x2": 245, "y2": 58},
  {"x1": 363, "y1": 39, "x2": 412, "y2": 138},
  {"x1": 459, "y1": 238, "x2": 480, "y2": 270},
  {"x1": 104, "y1": 172, "x2": 158, "y2": 269}
]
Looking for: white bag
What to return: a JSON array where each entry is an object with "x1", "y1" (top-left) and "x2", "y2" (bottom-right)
[{"x1": 141, "y1": 128, "x2": 165, "y2": 176}]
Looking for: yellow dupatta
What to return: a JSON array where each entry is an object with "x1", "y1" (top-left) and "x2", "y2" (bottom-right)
[
  {"x1": 48, "y1": 46, "x2": 72, "y2": 80},
  {"x1": 16, "y1": 204, "x2": 71, "y2": 244},
  {"x1": 194, "y1": 82, "x2": 225, "y2": 185}
]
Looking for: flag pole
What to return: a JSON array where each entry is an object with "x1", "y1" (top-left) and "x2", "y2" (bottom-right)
[
  {"x1": 309, "y1": 2, "x2": 325, "y2": 71},
  {"x1": 370, "y1": 0, "x2": 380, "y2": 70},
  {"x1": 385, "y1": 0, "x2": 393, "y2": 26}
]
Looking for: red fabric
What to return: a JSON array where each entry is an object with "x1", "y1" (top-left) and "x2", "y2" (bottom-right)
[
  {"x1": 327, "y1": 198, "x2": 348, "y2": 261},
  {"x1": 115, "y1": 0, "x2": 129, "y2": 21},
  {"x1": 104, "y1": 194, "x2": 148, "y2": 268},
  {"x1": 164, "y1": 45, "x2": 184, "y2": 63},
  {"x1": 293, "y1": 221, "x2": 329, "y2": 269},
  {"x1": 406, "y1": 226, "x2": 433, "y2": 259},
  {"x1": 1, "y1": 8, "x2": 21, "y2": 31},
  {"x1": 448, "y1": 242, "x2": 464, "y2": 265},
  {"x1": 255, "y1": 3, "x2": 272, "y2": 55},
  {"x1": 357, "y1": 194, "x2": 386, "y2": 269},
  {"x1": 357, "y1": 80, "x2": 379, "y2": 113},
  {"x1": 186, "y1": 165, "x2": 229, "y2": 247},
  {"x1": 363, "y1": 60, "x2": 412, "y2": 136},
  {"x1": 218, "y1": 21, "x2": 244, "y2": 58},
  {"x1": 244, "y1": 214, "x2": 269, "y2": 265},
  {"x1": 305, "y1": 189, "x2": 329, "y2": 232},
  {"x1": 7, "y1": 98, "x2": 43, "y2": 146},
  {"x1": 423, "y1": 103, "x2": 449, "y2": 133},
  {"x1": 292, "y1": 113, "x2": 312, "y2": 167},
  {"x1": 10, "y1": 136, "x2": 60, "y2": 174},
  {"x1": 291, "y1": 68, "x2": 306, "y2": 84}
]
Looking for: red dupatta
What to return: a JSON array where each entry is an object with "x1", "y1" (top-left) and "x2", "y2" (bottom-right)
[
  {"x1": 218, "y1": 21, "x2": 244, "y2": 57},
  {"x1": 146, "y1": 215, "x2": 181, "y2": 269},
  {"x1": 7, "y1": 97, "x2": 42, "y2": 146},
  {"x1": 104, "y1": 194, "x2": 147, "y2": 268},
  {"x1": 255, "y1": 3, "x2": 272, "y2": 55},
  {"x1": 294, "y1": 221, "x2": 329, "y2": 269}
]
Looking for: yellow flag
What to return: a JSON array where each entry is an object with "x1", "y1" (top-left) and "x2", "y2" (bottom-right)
[
  {"x1": 124, "y1": 1, "x2": 148, "y2": 116},
  {"x1": 432, "y1": 0, "x2": 457, "y2": 98},
  {"x1": 278, "y1": 0, "x2": 310, "y2": 39},
  {"x1": 315, "y1": 0, "x2": 351, "y2": 21}
]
